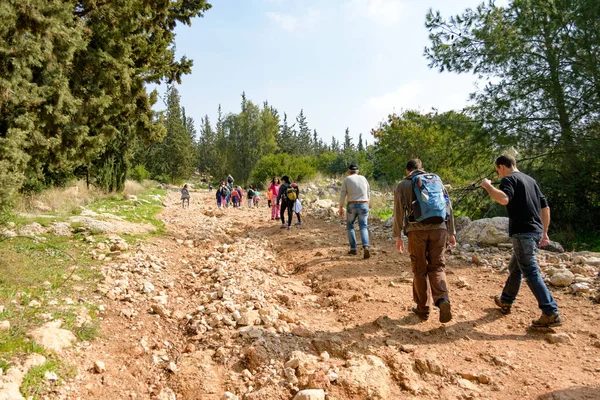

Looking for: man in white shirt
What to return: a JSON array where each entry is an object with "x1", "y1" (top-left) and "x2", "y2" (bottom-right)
[{"x1": 339, "y1": 163, "x2": 371, "y2": 259}]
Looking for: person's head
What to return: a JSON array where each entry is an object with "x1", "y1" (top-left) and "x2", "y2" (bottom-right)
[
  {"x1": 249, "y1": 185, "x2": 253, "y2": 189},
  {"x1": 281, "y1": 175, "x2": 290, "y2": 184},
  {"x1": 405, "y1": 159, "x2": 423, "y2": 175},
  {"x1": 494, "y1": 154, "x2": 517, "y2": 178},
  {"x1": 184, "y1": 184, "x2": 188, "y2": 188},
  {"x1": 348, "y1": 163, "x2": 359, "y2": 175}
]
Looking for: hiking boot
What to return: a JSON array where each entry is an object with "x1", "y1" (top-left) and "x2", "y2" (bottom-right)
[
  {"x1": 280, "y1": 224, "x2": 287, "y2": 229},
  {"x1": 363, "y1": 247, "x2": 371, "y2": 259},
  {"x1": 494, "y1": 295, "x2": 512, "y2": 315},
  {"x1": 348, "y1": 249, "x2": 358, "y2": 256},
  {"x1": 438, "y1": 299, "x2": 452, "y2": 323},
  {"x1": 531, "y1": 313, "x2": 563, "y2": 328},
  {"x1": 411, "y1": 306, "x2": 429, "y2": 321}
]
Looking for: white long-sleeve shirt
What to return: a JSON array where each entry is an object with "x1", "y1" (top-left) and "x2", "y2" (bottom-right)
[{"x1": 340, "y1": 174, "x2": 370, "y2": 205}]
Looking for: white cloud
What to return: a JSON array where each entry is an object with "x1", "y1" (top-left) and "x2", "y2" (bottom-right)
[
  {"x1": 266, "y1": 8, "x2": 321, "y2": 32},
  {"x1": 346, "y1": 0, "x2": 407, "y2": 25}
]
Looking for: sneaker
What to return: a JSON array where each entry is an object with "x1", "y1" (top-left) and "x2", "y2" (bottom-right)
[
  {"x1": 348, "y1": 249, "x2": 358, "y2": 255},
  {"x1": 271, "y1": 217, "x2": 275, "y2": 220},
  {"x1": 280, "y1": 224, "x2": 287, "y2": 229},
  {"x1": 363, "y1": 247, "x2": 371, "y2": 259},
  {"x1": 494, "y1": 295, "x2": 512, "y2": 315},
  {"x1": 411, "y1": 306, "x2": 429, "y2": 321},
  {"x1": 287, "y1": 226, "x2": 291, "y2": 230},
  {"x1": 295, "y1": 222, "x2": 302, "y2": 226},
  {"x1": 531, "y1": 313, "x2": 563, "y2": 328},
  {"x1": 438, "y1": 299, "x2": 452, "y2": 323}
]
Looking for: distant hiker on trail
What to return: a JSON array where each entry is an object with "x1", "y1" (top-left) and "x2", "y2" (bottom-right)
[
  {"x1": 247, "y1": 186, "x2": 255, "y2": 208},
  {"x1": 253, "y1": 189, "x2": 261, "y2": 207},
  {"x1": 216, "y1": 185, "x2": 223, "y2": 207},
  {"x1": 208, "y1": 183, "x2": 213, "y2": 192},
  {"x1": 267, "y1": 188, "x2": 273, "y2": 208},
  {"x1": 221, "y1": 183, "x2": 230, "y2": 208},
  {"x1": 181, "y1": 184, "x2": 190, "y2": 208},
  {"x1": 227, "y1": 174, "x2": 234, "y2": 186},
  {"x1": 231, "y1": 187, "x2": 241, "y2": 208},
  {"x1": 292, "y1": 182, "x2": 302, "y2": 226},
  {"x1": 236, "y1": 186, "x2": 243, "y2": 207},
  {"x1": 269, "y1": 178, "x2": 281, "y2": 221},
  {"x1": 481, "y1": 154, "x2": 562, "y2": 328},
  {"x1": 339, "y1": 163, "x2": 371, "y2": 259},
  {"x1": 393, "y1": 159, "x2": 455, "y2": 323},
  {"x1": 277, "y1": 175, "x2": 298, "y2": 230}
]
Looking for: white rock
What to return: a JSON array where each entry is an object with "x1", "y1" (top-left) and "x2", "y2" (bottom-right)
[
  {"x1": 27, "y1": 320, "x2": 77, "y2": 353},
  {"x1": 221, "y1": 392, "x2": 239, "y2": 400},
  {"x1": 44, "y1": 371, "x2": 58, "y2": 381},
  {"x1": 0, "y1": 305, "x2": 4, "y2": 313},
  {"x1": 94, "y1": 360, "x2": 106, "y2": 373},
  {"x1": 549, "y1": 269, "x2": 574, "y2": 287},
  {"x1": 28, "y1": 300, "x2": 42, "y2": 308},
  {"x1": 0, "y1": 320, "x2": 10, "y2": 331},
  {"x1": 293, "y1": 389, "x2": 326, "y2": 400},
  {"x1": 157, "y1": 388, "x2": 177, "y2": 400},
  {"x1": 569, "y1": 283, "x2": 591, "y2": 294},
  {"x1": 458, "y1": 217, "x2": 510, "y2": 245}
]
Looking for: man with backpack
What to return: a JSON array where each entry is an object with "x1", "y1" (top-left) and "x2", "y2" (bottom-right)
[
  {"x1": 393, "y1": 159, "x2": 456, "y2": 323},
  {"x1": 277, "y1": 175, "x2": 298, "y2": 230},
  {"x1": 481, "y1": 155, "x2": 561, "y2": 328},
  {"x1": 247, "y1": 186, "x2": 255, "y2": 208},
  {"x1": 339, "y1": 163, "x2": 371, "y2": 259}
]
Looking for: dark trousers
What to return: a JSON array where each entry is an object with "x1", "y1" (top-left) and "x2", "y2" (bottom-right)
[
  {"x1": 407, "y1": 229, "x2": 449, "y2": 313},
  {"x1": 280, "y1": 201, "x2": 293, "y2": 226}
]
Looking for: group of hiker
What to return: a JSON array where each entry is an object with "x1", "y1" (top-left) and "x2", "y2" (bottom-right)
[{"x1": 182, "y1": 154, "x2": 562, "y2": 329}]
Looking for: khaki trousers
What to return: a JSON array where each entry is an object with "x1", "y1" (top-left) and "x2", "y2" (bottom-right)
[{"x1": 407, "y1": 229, "x2": 449, "y2": 313}]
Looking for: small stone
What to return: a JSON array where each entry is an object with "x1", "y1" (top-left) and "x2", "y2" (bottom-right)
[
  {"x1": 167, "y1": 362, "x2": 178, "y2": 373},
  {"x1": 45, "y1": 371, "x2": 58, "y2": 381},
  {"x1": 29, "y1": 300, "x2": 42, "y2": 308},
  {"x1": 184, "y1": 343, "x2": 196, "y2": 353},
  {"x1": 94, "y1": 360, "x2": 106, "y2": 373},
  {"x1": 151, "y1": 304, "x2": 170, "y2": 318},
  {"x1": 285, "y1": 357, "x2": 301, "y2": 369},
  {"x1": 221, "y1": 392, "x2": 239, "y2": 400},
  {"x1": 549, "y1": 269, "x2": 574, "y2": 287},
  {"x1": 241, "y1": 369, "x2": 252, "y2": 379},
  {"x1": 293, "y1": 389, "x2": 326, "y2": 400},
  {"x1": 0, "y1": 320, "x2": 10, "y2": 331},
  {"x1": 471, "y1": 254, "x2": 480, "y2": 264},
  {"x1": 319, "y1": 351, "x2": 330, "y2": 361},
  {"x1": 478, "y1": 374, "x2": 491, "y2": 384},
  {"x1": 546, "y1": 332, "x2": 571, "y2": 344}
]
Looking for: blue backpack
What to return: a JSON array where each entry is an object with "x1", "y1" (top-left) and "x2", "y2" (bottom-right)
[{"x1": 410, "y1": 172, "x2": 448, "y2": 224}]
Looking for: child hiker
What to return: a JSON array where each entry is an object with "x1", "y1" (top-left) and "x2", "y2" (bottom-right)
[
  {"x1": 181, "y1": 184, "x2": 190, "y2": 208},
  {"x1": 269, "y1": 177, "x2": 281, "y2": 221}
]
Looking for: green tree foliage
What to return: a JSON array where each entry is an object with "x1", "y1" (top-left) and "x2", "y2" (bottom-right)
[
  {"x1": 425, "y1": 0, "x2": 600, "y2": 232},
  {"x1": 0, "y1": 0, "x2": 211, "y2": 201},
  {"x1": 141, "y1": 86, "x2": 196, "y2": 183},
  {"x1": 296, "y1": 109, "x2": 312, "y2": 155},
  {"x1": 250, "y1": 153, "x2": 316, "y2": 188},
  {"x1": 0, "y1": 0, "x2": 87, "y2": 201},
  {"x1": 371, "y1": 110, "x2": 495, "y2": 216}
]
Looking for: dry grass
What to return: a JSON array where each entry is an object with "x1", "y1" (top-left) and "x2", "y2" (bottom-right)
[
  {"x1": 123, "y1": 180, "x2": 145, "y2": 199},
  {"x1": 16, "y1": 180, "x2": 108, "y2": 215}
]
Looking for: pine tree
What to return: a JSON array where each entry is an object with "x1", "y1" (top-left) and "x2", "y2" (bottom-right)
[
  {"x1": 343, "y1": 128, "x2": 354, "y2": 153},
  {"x1": 296, "y1": 109, "x2": 312, "y2": 155},
  {"x1": 358, "y1": 133, "x2": 365, "y2": 152}
]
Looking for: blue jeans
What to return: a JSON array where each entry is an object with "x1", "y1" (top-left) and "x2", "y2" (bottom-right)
[
  {"x1": 501, "y1": 233, "x2": 559, "y2": 315},
  {"x1": 346, "y1": 204, "x2": 369, "y2": 249}
]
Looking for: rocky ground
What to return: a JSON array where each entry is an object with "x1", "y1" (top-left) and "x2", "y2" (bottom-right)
[{"x1": 2, "y1": 188, "x2": 600, "y2": 400}]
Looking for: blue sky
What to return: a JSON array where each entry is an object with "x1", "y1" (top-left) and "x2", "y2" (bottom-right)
[{"x1": 161, "y1": 0, "x2": 506, "y2": 145}]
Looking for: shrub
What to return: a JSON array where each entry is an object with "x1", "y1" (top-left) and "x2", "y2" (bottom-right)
[
  {"x1": 129, "y1": 164, "x2": 151, "y2": 182},
  {"x1": 250, "y1": 153, "x2": 317, "y2": 187}
]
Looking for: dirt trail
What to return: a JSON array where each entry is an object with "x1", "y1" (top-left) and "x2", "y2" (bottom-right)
[{"x1": 65, "y1": 190, "x2": 600, "y2": 400}]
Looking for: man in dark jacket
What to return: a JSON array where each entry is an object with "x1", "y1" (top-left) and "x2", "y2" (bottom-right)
[
  {"x1": 277, "y1": 175, "x2": 297, "y2": 230},
  {"x1": 481, "y1": 154, "x2": 561, "y2": 328},
  {"x1": 393, "y1": 159, "x2": 456, "y2": 323}
]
